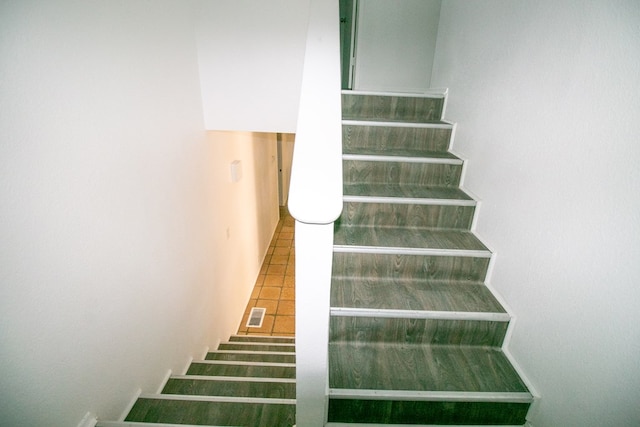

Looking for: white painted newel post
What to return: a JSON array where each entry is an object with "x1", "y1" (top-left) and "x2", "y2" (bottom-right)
[{"x1": 288, "y1": 0, "x2": 343, "y2": 426}]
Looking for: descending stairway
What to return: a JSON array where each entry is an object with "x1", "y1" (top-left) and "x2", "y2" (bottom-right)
[
  {"x1": 326, "y1": 92, "x2": 533, "y2": 425},
  {"x1": 96, "y1": 335, "x2": 296, "y2": 427}
]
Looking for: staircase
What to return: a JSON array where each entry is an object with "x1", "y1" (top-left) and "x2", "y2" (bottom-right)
[
  {"x1": 325, "y1": 91, "x2": 533, "y2": 425},
  {"x1": 96, "y1": 335, "x2": 296, "y2": 427}
]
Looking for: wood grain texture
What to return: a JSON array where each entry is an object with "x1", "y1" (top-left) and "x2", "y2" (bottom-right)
[
  {"x1": 343, "y1": 124, "x2": 452, "y2": 153},
  {"x1": 328, "y1": 399, "x2": 530, "y2": 425},
  {"x1": 332, "y1": 252, "x2": 490, "y2": 282},
  {"x1": 339, "y1": 201, "x2": 475, "y2": 230},
  {"x1": 330, "y1": 316, "x2": 508, "y2": 346},
  {"x1": 342, "y1": 183, "x2": 473, "y2": 201},
  {"x1": 163, "y1": 378, "x2": 295, "y2": 399},
  {"x1": 333, "y1": 225, "x2": 489, "y2": 252},
  {"x1": 229, "y1": 336, "x2": 295, "y2": 344},
  {"x1": 328, "y1": 342, "x2": 528, "y2": 393},
  {"x1": 205, "y1": 352, "x2": 295, "y2": 364},
  {"x1": 330, "y1": 277, "x2": 505, "y2": 313},
  {"x1": 343, "y1": 159, "x2": 462, "y2": 187},
  {"x1": 217, "y1": 343, "x2": 295, "y2": 352},
  {"x1": 186, "y1": 362, "x2": 296, "y2": 379},
  {"x1": 125, "y1": 399, "x2": 296, "y2": 426},
  {"x1": 342, "y1": 94, "x2": 444, "y2": 122},
  {"x1": 344, "y1": 146, "x2": 458, "y2": 159}
]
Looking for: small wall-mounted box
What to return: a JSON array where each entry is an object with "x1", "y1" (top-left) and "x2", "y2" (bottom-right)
[{"x1": 230, "y1": 160, "x2": 242, "y2": 183}]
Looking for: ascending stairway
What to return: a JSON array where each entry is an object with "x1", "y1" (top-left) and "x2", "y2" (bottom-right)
[
  {"x1": 96, "y1": 335, "x2": 296, "y2": 427},
  {"x1": 326, "y1": 91, "x2": 533, "y2": 425}
]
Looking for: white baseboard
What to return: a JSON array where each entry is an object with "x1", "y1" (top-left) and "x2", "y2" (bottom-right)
[{"x1": 118, "y1": 388, "x2": 141, "y2": 421}]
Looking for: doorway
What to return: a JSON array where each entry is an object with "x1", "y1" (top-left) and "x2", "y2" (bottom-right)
[{"x1": 339, "y1": 0, "x2": 358, "y2": 89}]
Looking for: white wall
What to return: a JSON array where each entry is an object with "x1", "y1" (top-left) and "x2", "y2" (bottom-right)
[
  {"x1": 0, "y1": 1, "x2": 279, "y2": 426},
  {"x1": 196, "y1": 0, "x2": 310, "y2": 133},
  {"x1": 207, "y1": 130, "x2": 280, "y2": 334},
  {"x1": 431, "y1": 1, "x2": 640, "y2": 426},
  {"x1": 353, "y1": 0, "x2": 441, "y2": 92}
]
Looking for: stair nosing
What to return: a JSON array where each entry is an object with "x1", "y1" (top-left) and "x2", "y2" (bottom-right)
[
  {"x1": 342, "y1": 153, "x2": 462, "y2": 165},
  {"x1": 333, "y1": 245, "x2": 492, "y2": 258},
  {"x1": 229, "y1": 334, "x2": 295, "y2": 341},
  {"x1": 192, "y1": 360, "x2": 295, "y2": 367},
  {"x1": 209, "y1": 350, "x2": 294, "y2": 356},
  {"x1": 170, "y1": 375, "x2": 296, "y2": 383},
  {"x1": 342, "y1": 195, "x2": 476, "y2": 206},
  {"x1": 328, "y1": 389, "x2": 533, "y2": 403},
  {"x1": 220, "y1": 341, "x2": 296, "y2": 347},
  {"x1": 97, "y1": 422, "x2": 241, "y2": 427},
  {"x1": 342, "y1": 119, "x2": 452, "y2": 129},
  {"x1": 138, "y1": 393, "x2": 296, "y2": 405},
  {"x1": 329, "y1": 307, "x2": 510, "y2": 322},
  {"x1": 342, "y1": 89, "x2": 447, "y2": 98}
]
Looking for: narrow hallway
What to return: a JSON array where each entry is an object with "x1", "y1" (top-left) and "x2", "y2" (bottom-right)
[{"x1": 237, "y1": 207, "x2": 295, "y2": 336}]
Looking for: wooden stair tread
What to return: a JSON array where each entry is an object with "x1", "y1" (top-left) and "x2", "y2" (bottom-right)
[
  {"x1": 333, "y1": 226, "x2": 489, "y2": 253},
  {"x1": 341, "y1": 93, "x2": 445, "y2": 122},
  {"x1": 342, "y1": 123, "x2": 452, "y2": 154},
  {"x1": 125, "y1": 398, "x2": 295, "y2": 426},
  {"x1": 328, "y1": 342, "x2": 529, "y2": 394},
  {"x1": 330, "y1": 277, "x2": 506, "y2": 314},
  {"x1": 343, "y1": 159, "x2": 462, "y2": 188},
  {"x1": 187, "y1": 362, "x2": 295, "y2": 379},
  {"x1": 205, "y1": 352, "x2": 295, "y2": 363},
  {"x1": 217, "y1": 342, "x2": 295, "y2": 352},
  {"x1": 343, "y1": 147, "x2": 459, "y2": 160},
  {"x1": 162, "y1": 377, "x2": 295, "y2": 399},
  {"x1": 342, "y1": 183, "x2": 473, "y2": 201},
  {"x1": 228, "y1": 335, "x2": 294, "y2": 344}
]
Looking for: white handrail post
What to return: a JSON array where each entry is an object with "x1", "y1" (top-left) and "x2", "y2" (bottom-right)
[{"x1": 294, "y1": 221, "x2": 334, "y2": 426}]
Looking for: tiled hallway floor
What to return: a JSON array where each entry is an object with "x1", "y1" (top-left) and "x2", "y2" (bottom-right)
[{"x1": 237, "y1": 207, "x2": 295, "y2": 337}]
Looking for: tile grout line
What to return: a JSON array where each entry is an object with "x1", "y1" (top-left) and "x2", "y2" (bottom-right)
[{"x1": 238, "y1": 208, "x2": 296, "y2": 337}]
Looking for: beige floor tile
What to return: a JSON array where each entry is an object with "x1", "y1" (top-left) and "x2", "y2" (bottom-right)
[
  {"x1": 267, "y1": 264, "x2": 287, "y2": 275},
  {"x1": 264, "y1": 274, "x2": 285, "y2": 287},
  {"x1": 280, "y1": 287, "x2": 295, "y2": 300},
  {"x1": 273, "y1": 316, "x2": 295, "y2": 334},
  {"x1": 273, "y1": 247, "x2": 290, "y2": 256},
  {"x1": 270, "y1": 255, "x2": 290, "y2": 265},
  {"x1": 256, "y1": 299, "x2": 279, "y2": 315},
  {"x1": 259, "y1": 287, "x2": 282, "y2": 300},
  {"x1": 277, "y1": 300, "x2": 295, "y2": 316}
]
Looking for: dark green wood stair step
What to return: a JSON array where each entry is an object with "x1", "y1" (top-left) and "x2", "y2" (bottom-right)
[
  {"x1": 343, "y1": 159, "x2": 463, "y2": 188},
  {"x1": 205, "y1": 351, "x2": 295, "y2": 364},
  {"x1": 187, "y1": 361, "x2": 295, "y2": 379},
  {"x1": 339, "y1": 201, "x2": 475, "y2": 230},
  {"x1": 329, "y1": 342, "x2": 529, "y2": 393},
  {"x1": 343, "y1": 122, "x2": 452, "y2": 153},
  {"x1": 332, "y1": 252, "x2": 490, "y2": 283},
  {"x1": 343, "y1": 182, "x2": 474, "y2": 202},
  {"x1": 342, "y1": 92, "x2": 445, "y2": 122},
  {"x1": 330, "y1": 277, "x2": 506, "y2": 313},
  {"x1": 330, "y1": 316, "x2": 509, "y2": 347},
  {"x1": 344, "y1": 146, "x2": 460, "y2": 160},
  {"x1": 334, "y1": 226, "x2": 491, "y2": 257},
  {"x1": 327, "y1": 342, "x2": 531, "y2": 424},
  {"x1": 162, "y1": 376, "x2": 295, "y2": 399},
  {"x1": 217, "y1": 342, "x2": 295, "y2": 352},
  {"x1": 228, "y1": 335, "x2": 294, "y2": 344},
  {"x1": 124, "y1": 396, "x2": 295, "y2": 426}
]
